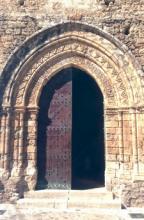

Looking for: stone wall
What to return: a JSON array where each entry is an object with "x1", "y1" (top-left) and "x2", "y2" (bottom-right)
[
  {"x1": 0, "y1": 0, "x2": 144, "y2": 72},
  {"x1": 0, "y1": 0, "x2": 144, "y2": 207}
]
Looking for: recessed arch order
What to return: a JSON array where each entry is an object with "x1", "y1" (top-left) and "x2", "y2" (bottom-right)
[
  {"x1": 2, "y1": 24, "x2": 144, "y2": 108},
  {"x1": 0, "y1": 22, "x2": 144, "y2": 193}
]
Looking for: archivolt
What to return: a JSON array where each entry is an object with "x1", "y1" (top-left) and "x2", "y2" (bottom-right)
[
  {"x1": 26, "y1": 54, "x2": 117, "y2": 108},
  {"x1": 0, "y1": 22, "x2": 144, "y2": 193},
  {"x1": 1, "y1": 22, "x2": 144, "y2": 110}
]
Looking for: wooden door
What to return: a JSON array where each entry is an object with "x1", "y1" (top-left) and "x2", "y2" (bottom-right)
[{"x1": 45, "y1": 76, "x2": 72, "y2": 189}]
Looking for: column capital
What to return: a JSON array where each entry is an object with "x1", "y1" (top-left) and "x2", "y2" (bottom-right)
[
  {"x1": 26, "y1": 106, "x2": 39, "y2": 113},
  {"x1": 14, "y1": 106, "x2": 26, "y2": 113}
]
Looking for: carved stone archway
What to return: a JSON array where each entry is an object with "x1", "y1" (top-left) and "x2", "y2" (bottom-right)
[{"x1": 0, "y1": 22, "x2": 144, "y2": 206}]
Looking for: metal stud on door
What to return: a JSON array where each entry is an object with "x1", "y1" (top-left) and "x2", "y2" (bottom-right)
[{"x1": 46, "y1": 74, "x2": 72, "y2": 189}]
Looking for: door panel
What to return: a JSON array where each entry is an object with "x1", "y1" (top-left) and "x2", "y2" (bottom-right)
[{"x1": 46, "y1": 79, "x2": 72, "y2": 189}]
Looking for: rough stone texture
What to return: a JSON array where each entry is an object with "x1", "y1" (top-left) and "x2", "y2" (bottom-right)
[
  {"x1": 0, "y1": 0, "x2": 144, "y2": 71},
  {"x1": 0, "y1": 0, "x2": 144, "y2": 207},
  {"x1": 2, "y1": 210, "x2": 120, "y2": 220},
  {"x1": 0, "y1": 205, "x2": 121, "y2": 220},
  {"x1": 0, "y1": 203, "x2": 144, "y2": 220},
  {"x1": 121, "y1": 181, "x2": 144, "y2": 208}
]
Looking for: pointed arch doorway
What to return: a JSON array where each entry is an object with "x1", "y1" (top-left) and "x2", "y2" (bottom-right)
[{"x1": 36, "y1": 67, "x2": 105, "y2": 190}]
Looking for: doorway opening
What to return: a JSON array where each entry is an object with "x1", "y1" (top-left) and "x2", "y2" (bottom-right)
[
  {"x1": 72, "y1": 69, "x2": 105, "y2": 189},
  {"x1": 36, "y1": 67, "x2": 105, "y2": 190},
  {"x1": 36, "y1": 70, "x2": 72, "y2": 189},
  {"x1": 72, "y1": 68, "x2": 105, "y2": 189}
]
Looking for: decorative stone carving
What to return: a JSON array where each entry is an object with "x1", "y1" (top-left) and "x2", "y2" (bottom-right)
[
  {"x1": 27, "y1": 55, "x2": 117, "y2": 107},
  {"x1": 0, "y1": 24, "x2": 144, "y2": 206},
  {"x1": 25, "y1": 162, "x2": 37, "y2": 190},
  {"x1": 13, "y1": 35, "x2": 130, "y2": 108}
]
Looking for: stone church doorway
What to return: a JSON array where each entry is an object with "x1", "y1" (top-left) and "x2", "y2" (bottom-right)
[{"x1": 36, "y1": 67, "x2": 105, "y2": 190}]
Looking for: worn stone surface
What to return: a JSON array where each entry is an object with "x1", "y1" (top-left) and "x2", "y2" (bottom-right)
[
  {"x1": 121, "y1": 181, "x2": 144, "y2": 208},
  {"x1": 0, "y1": 205, "x2": 121, "y2": 220},
  {"x1": 0, "y1": 0, "x2": 144, "y2": 71},
  {"x1": 1, "y1": 204, "x2": 144, "y2": 220},
  {"x1": 0, "y1": 0, "x2": 144, "y2": 207},
  {"x1": 2, "y1": 210, "x2": 120, "y2": 220}
]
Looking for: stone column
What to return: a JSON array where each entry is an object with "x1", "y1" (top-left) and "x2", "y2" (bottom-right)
[
  {"x1": 0, "y1": 107, "x2": 11, "y2": 180},
  {"x1": 131, "y1": 108, "x2": 139, "y2": 176},
  {"x1": 11, "y1": 107, "x2": 25, "y2": 177},
  {"x1": 4, "y1": 108, "x2": 11, "y2": 172},
  {"x1": 136, "y1": 108, "x2": 144, "y2": 178},
  {"x1": 118, "y1": 108, "x2": 133, "y2": 181},
  {"x1": 105, "y1": 108, "x2": 119, "y2": 190},
  {"x1": 0, "y1": 111, "x2": 6, "y2": 169},
  {"x1": 118, "y1": 110, "x2": 124, "y2": 174},
  {"x1": 18, "y1": 111, "x2": 24, "y2": 164},
  {"x1": 25, "y1": 107, "x2": 38, "y2": 190}
]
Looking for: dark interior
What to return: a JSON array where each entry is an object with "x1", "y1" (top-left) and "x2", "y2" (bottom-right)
[
  {"x1": 72, "y1": 68, "x2": 105, "y2": 189},
  {"x1": 36, "y1": 67, "x2": 105, "y2": 190}
]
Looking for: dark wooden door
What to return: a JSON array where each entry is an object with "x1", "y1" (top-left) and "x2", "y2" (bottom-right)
[{"x1": 45, "y1": 78, "x2": 72, "y2": 189}]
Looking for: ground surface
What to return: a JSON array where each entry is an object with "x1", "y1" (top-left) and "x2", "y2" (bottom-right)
[
  {"x1": 0, "y1": 205, "x2": 144, "y2": 220},
  {"x1": 0, "y1": 206, "x2": 120, "y2": 220}
]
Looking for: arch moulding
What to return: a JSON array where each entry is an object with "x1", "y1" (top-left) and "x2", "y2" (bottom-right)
[{"x1": 0, "y1": 22, "x2": 144, "y2": 205}]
